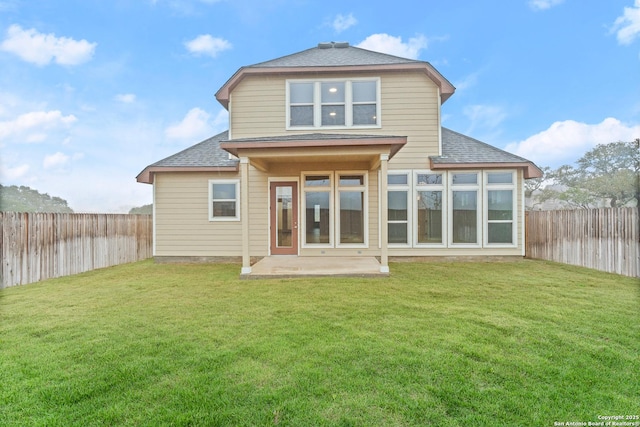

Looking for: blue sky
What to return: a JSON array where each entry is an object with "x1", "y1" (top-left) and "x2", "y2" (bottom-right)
[{"x1": 0, "y1": 0, "x2": 639, "y2": 212}]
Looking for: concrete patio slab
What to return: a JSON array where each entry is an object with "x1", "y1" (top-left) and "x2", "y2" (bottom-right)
[{"x1": 244, "y1": 256, "x2": 388, "y2": 279}]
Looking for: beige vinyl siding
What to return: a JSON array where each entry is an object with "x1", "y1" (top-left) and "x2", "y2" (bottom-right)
[
  {"x1": 379, "y1": 73, "x2": 440, "y2": 169},
  {"x1": 230, "y1": 71, "x2": 440, "y2": 169},
  {"x1": 154, "y1": 172, "x2": 243, "y2": 257},
  {"x1": 230, "y1": 76, "x2": 285, "y2": 138},
  {"x1": 153, "y1": 168, "x2": 527, "y2": 259},
  {"x1": 247, "y1": 168, "x2": 269, "y2": 256}
]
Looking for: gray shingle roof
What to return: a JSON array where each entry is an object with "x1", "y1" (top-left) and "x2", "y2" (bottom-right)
[
  {"x1": 434, "y1": 128, "x2": 534, "y2": 165},
  {"x1": 149, "y1": 131, "x2": 237, "y2": 168},
  {"x1": 222, "y1": 133, "x2": 405, "y2": 143},
  {"x1": 140, "y1": 128, "x2": 540, "y2": 178},
  {"x1": 248, "y1": 42, "x2": 421, "y2": 68}
]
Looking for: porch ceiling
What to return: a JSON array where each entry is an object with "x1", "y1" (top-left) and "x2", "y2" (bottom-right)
[{"x1": 220, "y1": 134, "x2": 406, "y2": 171}]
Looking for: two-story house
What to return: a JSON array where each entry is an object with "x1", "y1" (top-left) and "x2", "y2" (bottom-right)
[{"x1": 137, "y1": 42, "x2": 542, "y2": 275}]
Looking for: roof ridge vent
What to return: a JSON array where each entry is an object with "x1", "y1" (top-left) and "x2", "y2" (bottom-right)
[{"x1": 317, "y1": 41, "x2": 350, "y2": 49}]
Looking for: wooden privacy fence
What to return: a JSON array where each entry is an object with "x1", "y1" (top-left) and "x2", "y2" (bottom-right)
[
  {"x1": 525, "y1": 207, "x2": 639, "y2": 277},
  {"x1": 1, "y1": 212, "x2": 153, "y2": 288}
]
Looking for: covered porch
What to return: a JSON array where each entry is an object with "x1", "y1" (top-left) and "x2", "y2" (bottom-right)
[{"x1": 220, "y1": 133, "x2": 407, "y2": 277}]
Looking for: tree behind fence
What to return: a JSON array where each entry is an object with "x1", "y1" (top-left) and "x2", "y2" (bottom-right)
[
  {"x1": 1, "y1": 212, "x2": 153, "y2": 288},
  {"x1": 526, "y1": 207, "x2": 639, "y2": 277}
]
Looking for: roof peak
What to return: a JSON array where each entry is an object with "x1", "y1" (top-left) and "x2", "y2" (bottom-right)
[
  {"x1": 247, "y1": 42, "x2": 422, "y2": 69},
  {"x1": 317, "y1": 41, "x2": 350, "y2": 49}
]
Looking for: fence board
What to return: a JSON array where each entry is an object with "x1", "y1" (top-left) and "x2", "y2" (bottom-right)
[
  {"x1": 0, "y1": 213, "x2": 153, "y2": 288},
  {"x1": 526, "y1": 207, "x2": 639, "y2": 277}
]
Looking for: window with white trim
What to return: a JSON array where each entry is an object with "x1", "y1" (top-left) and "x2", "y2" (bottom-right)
[
  {"x1": 415, "y1": 171, "x2": 445, "y2": 245},
  {"x1": 301, "y1": 171, "x2": 368, "y2": 247},
  {"x1": 450, "y1": 172, "x2": 480, "y2": 245},
  {"x1": 287, "y1": 79, "x2": 380, "y2": 129},
  {"x1": 338, "y1": 173, "x2": 367, "y2": 246},
  {"x1": 303, "y1": 174, "x2": 332, "y2": 246},
  {"x1": 485, "y1": 171, "x2": 516, "y2": 246},
  {"x1": 388, "y1": 173, "x2": 410, "y2": 246},
  {"x1": 209, "y1": 180, "x2": 240, "y2": 221}
]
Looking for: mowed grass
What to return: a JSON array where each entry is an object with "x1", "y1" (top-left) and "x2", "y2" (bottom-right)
[{"x1": 0, "y1": 260, "x2": 638, "y2": 426}]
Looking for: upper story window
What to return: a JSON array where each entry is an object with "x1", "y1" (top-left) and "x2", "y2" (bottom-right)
[{"x1": 287, "y1": 78, "x2": 380, "y2": 129}]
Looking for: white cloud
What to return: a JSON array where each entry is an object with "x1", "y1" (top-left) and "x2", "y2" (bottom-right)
[
  {"x1": 43, "y1": 151, "x2": 70, "y2": 170},
  {"x1": 0, "y1": 24, "x2": 96, "y2": 66},
  {"x1": 528, "y1": 0, "x2": 564, "y2": 11},
  {"x1": 0, "y1": 110, "x2": 77, "y2": 142},
  {"x1": 333, "y1": 13, "x2": 357, "y2": 33},
  {"x1": 357, "y1": 33, "x2": 428, "y2": 59},
  {"x1": 212, "y1": 108, "x2": 228, "y2": 129},
  {"x1": 454, "y1": 71, "x2": 480, "y2": 92},
  {"x1": 611, "y1": 0, "x2": 640, "y2": 45},
  {"x1": 115, "y1": 93, "x2": 136, "y2": 103},
  {"x1": 184, "y1": 34, "x2": 232, "y2": 58},
  {"x1": 0, "y1": 163, "x2": 30, "y2": 180},
  {"x1": 505, "y1": 117, "x2": 640, "y2": 167},
  {"x1": 165, "y1": 107, "x2": 213, "y2": 140},
  {"x1": 463, "y1": 104, "x2": 508, "y2": 134}
]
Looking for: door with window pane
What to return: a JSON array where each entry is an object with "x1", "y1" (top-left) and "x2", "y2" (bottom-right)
[{"x1": 270, "y1": 182, "x2": 298, "y2": 255}]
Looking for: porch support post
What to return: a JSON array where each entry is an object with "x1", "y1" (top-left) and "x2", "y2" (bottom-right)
[
  {"x1": 380, "y1": 154, "x2": 390, "y2": 273},
  {"x1": 240, "y1": 157, "x2": 251, "y2": 275}
]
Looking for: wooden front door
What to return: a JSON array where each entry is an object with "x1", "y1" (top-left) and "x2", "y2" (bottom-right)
[{"x1": 270, "y1": 181, "x2": 298, "y2": 255}]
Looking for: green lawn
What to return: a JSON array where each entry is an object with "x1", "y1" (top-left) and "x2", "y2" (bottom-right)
[{"x1": 1, "y1": 260, "x2": 638, "y2": 426}]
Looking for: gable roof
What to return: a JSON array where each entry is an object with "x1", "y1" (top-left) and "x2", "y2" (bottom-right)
[
  {"x1": 136, "y1": 131, "x2": 237, "y2": 184},
  {"x1": 215, "y1": 42, "x2": 455, "y2": 108},
  {"x1": 249, "y1": 42, "x2": 422, "y2": 68},
  {"x1": 430, "y1": 128, "x2": 542, "y2": 178}
]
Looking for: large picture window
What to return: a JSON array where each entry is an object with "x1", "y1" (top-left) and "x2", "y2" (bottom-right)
[
  {"x1": 287, "y1": 79, "x2": 380, "y2": 129},
  {"x1": 209, "y1": 180, "x2": 240, "y2": 221}
]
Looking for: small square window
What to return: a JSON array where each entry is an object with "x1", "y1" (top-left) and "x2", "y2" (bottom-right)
[
  {"x1": 321, "y1": 105, "x2": 345, "y2": 126},
  {"x1": 209, "y1": 180, "x2": 239, "y2": 221},
  {"x1": 290, "y1": 82, "x2": 314, "y2": 103},
  {"x1": 353, "y1": 104, "x2": 377, "y2": 125},
  {"x1": 321, "y1": 82, "x2": 345, "y2": 103},
  {"x1": 290, "y1": 106, "x2": 314, "y2": 126}
]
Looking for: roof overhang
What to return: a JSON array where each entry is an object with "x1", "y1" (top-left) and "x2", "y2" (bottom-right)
[
  {"x1": 220, "y1": 135, "x2": 407, "y2": 172},
  {"x1": 136, "y1": 165, "x2": 239, "y2": 184},
  {"x1": 429, "y1": 160, "x2": 544, "y2": 179},
  {"x1": 215, "y1": 63, "x2": 455, "y2": 109}
]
